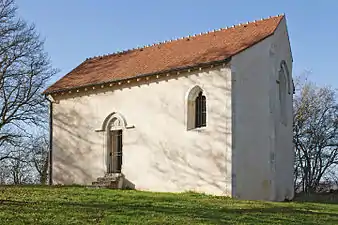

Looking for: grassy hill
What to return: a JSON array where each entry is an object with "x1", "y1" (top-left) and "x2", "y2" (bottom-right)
[{"x1": 0, "y1": 186, "x2": 337, "y2": 224}]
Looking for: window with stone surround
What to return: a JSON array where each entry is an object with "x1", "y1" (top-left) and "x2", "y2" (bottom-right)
[
  {"x1": 278, "y1": 60, "x2": 290, "y2": 125},
  {"x1": 187, "y1": 86, "x2": 207, "y2": 130}
]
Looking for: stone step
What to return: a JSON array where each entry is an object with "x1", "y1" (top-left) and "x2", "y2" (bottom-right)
[
  {"x1": 92, "y1": 173, "x2": 123, "y2": 189},
  {"x1": 97, "y1": 177, "x2": 118, "y2": 182},
  {"x1": 91, "y1": 184, "x2": 118, "y2": 188},
  {"x1": 92, "y1": 180, "x2": 119, "y2": 188},
  {"x1": 92, "y1": 180, "x2": 115, "y2": 185}
]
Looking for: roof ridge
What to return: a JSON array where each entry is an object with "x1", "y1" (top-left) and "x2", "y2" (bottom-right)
[
  {"x1": 46, "y1": 14, "x2": 286, "y2": 94},
  {"x1": 85, "y1": 14, "x2": 284, "y2": 62}
]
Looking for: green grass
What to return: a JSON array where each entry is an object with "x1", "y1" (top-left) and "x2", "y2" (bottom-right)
[{"x1": 0, "y1": 186, "x2": 337, "y2": 224}]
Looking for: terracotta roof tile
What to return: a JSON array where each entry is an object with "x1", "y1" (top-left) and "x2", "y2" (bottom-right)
[{"x1": 44, "y1": 15, "x2": 284, "y2": 94}]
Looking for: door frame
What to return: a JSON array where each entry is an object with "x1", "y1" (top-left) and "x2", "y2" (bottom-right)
[{"x1": 107, "y1": 129, "x2": 123, "y2": 173}]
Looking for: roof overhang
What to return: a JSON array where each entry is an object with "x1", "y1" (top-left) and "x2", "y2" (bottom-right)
[{"x1": 44, "y1": 57, "x2": 232, "y2": 96}]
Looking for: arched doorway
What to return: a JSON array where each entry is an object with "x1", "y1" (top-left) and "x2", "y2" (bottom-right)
[{"x1": 100, "y1": 113, "x2": 127, "y2": 174}]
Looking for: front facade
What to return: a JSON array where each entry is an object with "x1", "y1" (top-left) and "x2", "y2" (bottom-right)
[{"x1": 46, "y1": 15, "x2": 294, "y2": 201}]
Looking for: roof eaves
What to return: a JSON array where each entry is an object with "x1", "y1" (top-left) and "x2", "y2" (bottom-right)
[{"x1": 44, "y1": 57, "x2": 232, "y2": 95}]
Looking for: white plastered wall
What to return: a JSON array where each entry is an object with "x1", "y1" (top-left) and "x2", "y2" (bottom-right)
[
  {"x1": 52, "y1": 65, "x2": 232, "y2": 196},
  {"x1": 231, "y1": 17, "x2": 294, "y2": 201},
  {"x1": 270, "y1": 18, "x2": 294, "y2": 201}
]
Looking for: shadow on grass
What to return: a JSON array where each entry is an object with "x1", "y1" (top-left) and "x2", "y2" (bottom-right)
[{"x1": 1, "y1": 195, "x2": 337, "y2": 224}]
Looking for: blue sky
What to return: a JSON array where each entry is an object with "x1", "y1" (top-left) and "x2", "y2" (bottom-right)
[{"x1": 16, "y1": 0, "x2": 338, "y2": 88}]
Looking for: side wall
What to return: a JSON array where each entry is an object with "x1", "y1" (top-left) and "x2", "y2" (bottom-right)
[
  {"x1": 231, "y1": 17, "x2": 293, "y2": 201},
  {"x1": 270, "y1": 18, "x2": 294, "y2": 201},
  {"x1": 52, "y1": 65, "x2": 232, "y2": 196}
]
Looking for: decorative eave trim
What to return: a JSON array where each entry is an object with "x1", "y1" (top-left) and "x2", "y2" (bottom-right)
[
  {"x1": 45, "y1": 57, "x2": 232, "y2": 96},
  {"x1": 44, "y1": 14, "x2": 285, "y2": 96}
]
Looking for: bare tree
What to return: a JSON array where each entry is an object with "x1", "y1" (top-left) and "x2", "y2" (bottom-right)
[
  {"x1": 0, "y1": 0, "x2": 56, "y2": 161},
  {"x1": 0, "y1": 132, "x2": 49, "y2": 185},
  {"x1": 0, "y1": 144, "x2": 35, "y2": 184},
  {"x1": 293, "y1": 76, "x2": 338, "y2": 193},
  {"x1": 8, "y1": 157, "x2": 33, "y2": 184},
  {"x1": 0, "y1": 160, "x2": 9, "y2": 183},
  {"x1": 30, "y1": 133, "x2": 49, "y2": 184}
]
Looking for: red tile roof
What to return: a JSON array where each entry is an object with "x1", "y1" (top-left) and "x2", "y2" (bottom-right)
[{"x1": 44, "y1": 15, "x2": 284, "y2": 94}]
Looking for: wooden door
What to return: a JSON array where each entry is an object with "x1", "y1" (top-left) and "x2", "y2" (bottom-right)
[{"x1": 112, "y1": 130, "x2": 123, "y2": 173}]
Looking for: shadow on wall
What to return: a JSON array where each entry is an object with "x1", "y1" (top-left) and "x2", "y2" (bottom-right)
[
  {"x1": 139, "y1": 68, "x2": 232, "y2": 195},
  {"x1": 52, "y1": 47, "x2": 234, "y2": 190},
  {"x1": 53, "y1": 98, "x2": 136, "y2": 189},
  {"x1": 152, "y1": 139, "x2": 231, "y2": 194},
  {"x1": 53, "y1": 96, "x2": 110, "y2": 185},
  {"x1": 53, "y1": 107, "x2": 95, "y2": 184}
]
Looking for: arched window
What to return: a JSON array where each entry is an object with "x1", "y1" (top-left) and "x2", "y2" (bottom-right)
[
  {"x1": 195, "y1": 91, "x2": 206, "y2": 128},
  {"x1": 280, "y1": 60, "x2": 291, "y2": 94},
  {"x1": 186, "y1": 86, "x2": 207, "y2": 130},
  {"x1": 278, "y1": 61, "x2": 290, "y2": 125}
]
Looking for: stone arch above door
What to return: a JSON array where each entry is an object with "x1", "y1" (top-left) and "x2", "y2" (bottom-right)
[
  {"x1": 96, "y1": 112, "x2": 127, "y2": 174},
  {"x1": 100, "y1": 112, "x2": 128, "y2": 131}
]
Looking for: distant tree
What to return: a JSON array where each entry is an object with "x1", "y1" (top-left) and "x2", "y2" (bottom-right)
[
  {"x1": 0, "y1": 0, "x2": 56, "y2": 162},
  {"x1": 0, "y1": 160, "x2": 9, "y2": 184},
  {"x1": 293, "y1": 76, "x2": 338, "y2": 192},
  {"x1": 0, "y1": 144, "x2": 34, "y2": 184},
  {"x1": 0, "y1": 132, "x2": 49, "y2": 185},
  {"x1": 7, "y1": 155, "x2": 33, "y2": 184},
  {"x1": 29, "y1": 133, "x2": 49, "y2": 184}
]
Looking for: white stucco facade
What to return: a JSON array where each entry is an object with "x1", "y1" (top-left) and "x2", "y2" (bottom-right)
[
  {"x1": 50, "y1": 17, "x2": 293, "y2": 201},
  {"x1": 52, "y1": 65, "x2": 233, "y2": 196},
  {"x1": 231, "y1": 18, "x2": 294, "y2": 201}
]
